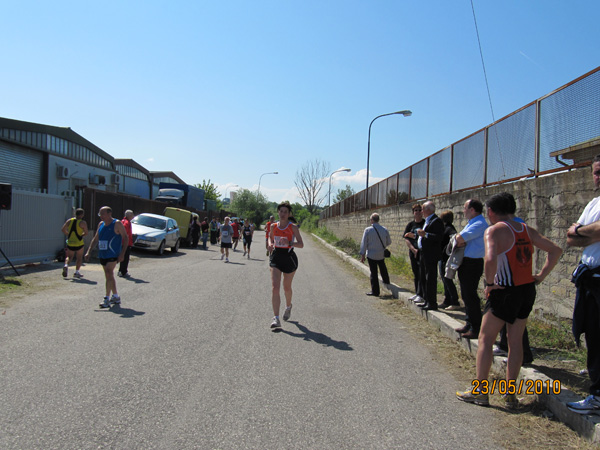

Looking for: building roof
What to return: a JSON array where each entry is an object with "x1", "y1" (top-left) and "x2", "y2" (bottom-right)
[
  {"x1": 115, "y1": 158, "x2": 151, "y2": 176},
  {"x1": 0, "y1": 116, "x2": 114, "y2": 164},
  {"x1": 149, "y1": 171, "x2": 186, "y2": 184}
]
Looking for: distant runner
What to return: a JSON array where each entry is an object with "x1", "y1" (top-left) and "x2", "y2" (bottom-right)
[{"x1": 242, "y1": 218, "x2": 254, "y2": 259}]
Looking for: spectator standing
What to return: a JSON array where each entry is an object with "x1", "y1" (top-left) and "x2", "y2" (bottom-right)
[
  {"x1": 209, "y1": 217, "x2": 219, "y2": 245},
  {"x1": 360, "y1": 213, "x2": 392, "y2": 297},
  {"x1": 118, "y1": 209, "x2": 134, "y2": 277},
  {"x1": 200, "y1": 217, "x2": 209, "y2": 250},
  {"x1": 457, "y1": 193, "x2": 561, "y2": 408},
  {"x1": 439, "y1": 210, "x2": 460, "y2": 310},
  {"x1": 190, "y1": 215, "x2": 201, "y2": 248},
  {"x1": 61, "y1": 208, "x2": 88, "y2": 279},
  {"x1": 416, "y1": 201, "x2": 444, "y2": 310},
  {"x1": 404, "y1": 203, "x2": 425, "y2": 303},
  {"x1": 454, "y1": 199, "x2": 488, "y2": 339},
  {"x1": 566, "y1": 155, "x2": 600, "y2": 414}
]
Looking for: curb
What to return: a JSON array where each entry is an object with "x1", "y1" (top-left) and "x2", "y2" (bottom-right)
[{"x1": 312, "y1": 233, "x2": 600, "y2": 443}]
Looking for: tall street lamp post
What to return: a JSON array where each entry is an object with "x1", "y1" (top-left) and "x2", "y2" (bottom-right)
[
  {"x1": 258, "y1": 172, "x2": 278, "y2": 194},
  {"x1": 366, "y1": 110, "x2": 412, "y2": 207},
  {"x1": 328, "y1": 168, "x2": 351, "y2": 207}
]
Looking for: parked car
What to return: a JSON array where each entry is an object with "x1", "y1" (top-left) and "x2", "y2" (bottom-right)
[{"x1": 131, "y1": 213, "x2": 180, "y2": 255}]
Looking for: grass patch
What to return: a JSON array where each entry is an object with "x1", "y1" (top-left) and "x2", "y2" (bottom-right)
[
  {"x1": 528, "y1": 317, "x2": 586, "y2": 365},
  {"x1": 0, "y1": 277, "x2": 23, "y2": 296}
]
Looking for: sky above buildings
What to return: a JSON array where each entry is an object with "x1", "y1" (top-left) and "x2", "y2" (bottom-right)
[{"x1": 2, "y1": 1, "x2": 599, "y2": 204}]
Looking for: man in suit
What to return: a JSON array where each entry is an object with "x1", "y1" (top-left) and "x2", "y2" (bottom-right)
[{"x1": 416, "y1": 201, "x2": 444, "y2": 310}]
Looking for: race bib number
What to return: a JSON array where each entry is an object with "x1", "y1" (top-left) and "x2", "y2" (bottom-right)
[
  {"x1": 99, "y1": 240, "x2": 108, "y2": 250},
  {"x1": 222, "y1": 230, "x2": 229, "y2": 237},
  {"x1": 274, "y1": 236, "x2": 289, "y2": 247}
]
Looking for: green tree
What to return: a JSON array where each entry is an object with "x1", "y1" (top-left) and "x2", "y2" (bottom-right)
[
  {"x1": 333, "y1": 184, "x2": 355, "y2": 204},
  {"x1": 194, "y1": 179, "x2": 222, "y2": 210},
  {"x1": 230, "y1": 189, "x2": 269, "y2": 226}
]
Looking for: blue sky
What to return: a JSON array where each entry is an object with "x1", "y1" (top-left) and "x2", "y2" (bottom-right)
[{"x1": 2, "y1": 1, "x2": 599, "y2": 204}]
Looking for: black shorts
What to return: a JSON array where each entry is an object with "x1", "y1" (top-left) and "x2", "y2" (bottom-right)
[
  {"x1": 243, "y1": 237, "x2": 252, "y2": 247},
  {"x1": 221, "y1": 242, "x2": 232, "y2": 249},
  {"x1": 484, "y1": 282, "x2": 536, "y2": 324},
  {"x1": 100, "y1": 257, "x2": 118, "y2": 266},
  {"x1": 67, "y1": 244, "x2": 84, "y2": 252},
  {"x1": 269, "y1": 248, "x2": 298, "y2": 274}
]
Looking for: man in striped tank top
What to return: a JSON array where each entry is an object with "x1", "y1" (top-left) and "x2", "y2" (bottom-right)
[{"x1": 457, "y1": 193, "x2": 562, "y2": 408}]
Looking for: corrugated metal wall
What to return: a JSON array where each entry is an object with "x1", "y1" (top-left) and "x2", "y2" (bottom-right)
[
  {"x1": 0, "y1": 189, "x2": 73, "y2": 265},
  {"x1": 0, "y1": 141, "x2": 43, "y2": 190}
]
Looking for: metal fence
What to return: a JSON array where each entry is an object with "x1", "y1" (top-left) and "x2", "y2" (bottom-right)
[
  {"x1": 323, "y1": 65, "x2": 600, "y2": 219},
  {"x1": 0, "y1": 189, "x2": 74, "y2": 266}
]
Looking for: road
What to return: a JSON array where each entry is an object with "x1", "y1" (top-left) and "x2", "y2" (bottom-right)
[{"x1": 0, "y1": 231, "x2": 505, "y2": 449}]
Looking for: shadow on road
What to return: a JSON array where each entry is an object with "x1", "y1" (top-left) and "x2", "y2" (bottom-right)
[
  {"x1": 279, "y1": 321, "x2": 353, "y2": 351},
  {"x1": 68, "y1": 278, "x2": 98, "y2": 285},
  {"x1": 120, "y1": 275, "x2": 150, "y2": 284},
  {"x1": 96, "y1": 305, "x2": 145, "y2": 318}
]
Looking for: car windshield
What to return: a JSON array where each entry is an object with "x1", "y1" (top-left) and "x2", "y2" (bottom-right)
[{"x1": 132, "y1": 215, "x2": 166, "y2": 230}]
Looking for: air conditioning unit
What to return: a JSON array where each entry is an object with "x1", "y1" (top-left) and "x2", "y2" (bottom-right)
[
  {"x1": 111, "y1": 174, "x2": 122, "y2": 184},
  {"x1": 89, "y1": 174, "x2": 107, "y2": 185},
  {"x1": 57, "y1": 166, "x2": 70, "y2": 179}
]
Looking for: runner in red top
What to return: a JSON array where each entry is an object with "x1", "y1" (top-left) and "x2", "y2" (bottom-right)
[
  {"x1": 265, "y1": 215, "x2": 274, "y2": 256},
  {"x1": 231, "y1": 218, "x2": 241, "y2": 252},
  {"x1": 267, "y1": 203, "x2": 303, "y2": 329}
]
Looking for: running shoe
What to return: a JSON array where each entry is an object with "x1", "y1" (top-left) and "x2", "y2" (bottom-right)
[
  {"x1": 62, "y1": 266, "x2": 68, "y2": 278},
  {"x1": 247, "y1": 254, "x2": 250, "y2": 259},
  {"x1": 270, "y1": 316, "x2": 281, "y2": 329},
  {"x1": 73, "y1": 271, "x2": 83, "y2": 278},
  {"x1": 567, "y1": 395, "x2": 600, "y2": 414},
  {"x1": 456, "y1": 387, "x2": 489, "y2": 406},
  {"x1": 283, "y1": 305, "x2": 292, "y2": 321},
  {"x1": 110, "y1": 295, "x2": 121, "y2": 305},
  {"x1": 99, "y1": 297, "x2": 111, "y2": 309},
  {"x1": 408, "y1": 294, "x2": 418, "y2": 301},
  {"x1": 221, "y1": 254, "x2": 225, "y2": 260},
  {"x1": 502, "y1": 393, "x2": 518, "y2": 409},
  {"x1": 225, "y1": 257, "x2": 229, "y2": 263}
]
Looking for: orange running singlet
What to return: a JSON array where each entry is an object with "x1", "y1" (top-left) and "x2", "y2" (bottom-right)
[
  {"x1": 494, "y1": 221, "x2": 535, "y2": 287},
  {"x1": 272, "y1": 222, "x2": 294, "y2": 248}
]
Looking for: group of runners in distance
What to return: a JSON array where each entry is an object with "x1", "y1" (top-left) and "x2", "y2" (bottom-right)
[{"x1": 59, "y1": 201, "x2": 303, "y2": 329}]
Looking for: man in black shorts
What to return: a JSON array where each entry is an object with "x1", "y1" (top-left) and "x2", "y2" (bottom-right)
[{"x1": 457, "y1": 193, "x2": 561, "y2": 408}]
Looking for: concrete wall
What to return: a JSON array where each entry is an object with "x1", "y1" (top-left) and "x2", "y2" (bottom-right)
[{"x1": 320, "y1": 166, "x2": 595, "y2": 319}]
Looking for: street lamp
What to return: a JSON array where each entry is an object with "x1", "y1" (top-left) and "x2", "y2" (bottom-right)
[
  {"x1": 328, "y1": 168, "x2": 351, "y2": 207},
  {"x1": 365, "y1": 110, "x2": 412, "y2": 207},
  {"x1": 258, "y1": 172, "x2": 278, "y2": 194}
]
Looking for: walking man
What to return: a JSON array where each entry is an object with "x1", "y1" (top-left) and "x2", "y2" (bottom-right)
[
  {"x1": 118, "y1": 209, "x2": 134, "y2": 277},
  {"x1": 360, "y1": 213, "x2": 391, "y2": 297},
  {"x1": 566, "y1": 156, "x2": 600, "y2": 414},
  {"x1": 457, "y1": 193, "x2": 561, "y2": 408},
  {"x1": 85, "y1": 206, "x2": 128, "y2": 308},
  {"x1": 61, "y1": 208, "x2": 88, "y2": 278},
  {"x1": 220, "y1": 217, "x2": 233, "y2": 262}
]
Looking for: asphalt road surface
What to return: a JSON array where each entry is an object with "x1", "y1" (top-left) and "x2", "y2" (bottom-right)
[{"x1": 0, "y1": 231, "x2": 505, "y2": 449}]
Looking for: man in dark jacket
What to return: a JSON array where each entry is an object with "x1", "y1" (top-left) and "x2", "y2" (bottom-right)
[{"x1": 416, "y1": 201, "x2": 444, "y2": 310}]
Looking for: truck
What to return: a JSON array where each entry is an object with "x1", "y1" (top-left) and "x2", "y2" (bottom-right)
[
  {"x1": 163, "y1": 207, "x2": 199, "y2": 247},
  {"x1": 155, "y1": 183, "x2": 205, "y2": 211}
]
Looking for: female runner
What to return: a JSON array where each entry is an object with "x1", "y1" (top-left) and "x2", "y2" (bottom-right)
[{"x1": 268, "y1": 202, "x2": 303, "y2": 329}]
